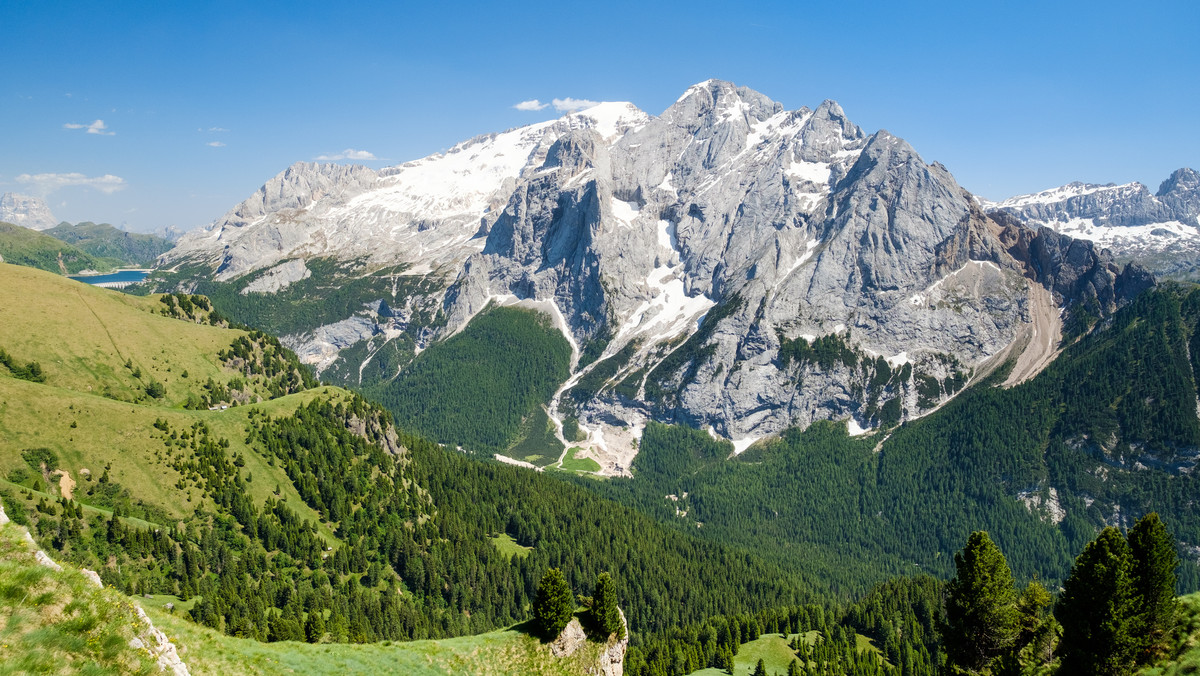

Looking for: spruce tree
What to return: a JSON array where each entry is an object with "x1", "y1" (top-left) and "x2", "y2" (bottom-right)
[
  {"x1": 533, "y1": 568, "x2": 574, "y2": 639},
  {"x1": 1057, "y1": 527, "x2": 1136, "y2": 675},
  {"x1": 942, "y1": 531, "x2": 1019, "y2": 673},
  {"x1": 752, "y1": 658, "x2": 767, "y2": 676},
  {"x1": 589, "y1": 572, "x2": 624, "y2": 639},
  {"x1": 1128, "y1": 512, "x2": 1179, "y2": 664}
]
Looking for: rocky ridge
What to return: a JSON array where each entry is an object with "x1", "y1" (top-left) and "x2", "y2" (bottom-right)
[
  {"x1": 160, "y1": 80, "x2": 1153, "y2": 470},
  {"x1": 0, "y1": 192, "x2": 59, "y2": 231},
  {"x1": 984, "y1": 168, "x2": 1200, "y2": 278}
]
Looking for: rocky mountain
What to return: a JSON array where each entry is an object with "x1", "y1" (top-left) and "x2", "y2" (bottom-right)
[
  {"x1": 0, "y1": 192, "x2": 58, "y2": 231},
  {"x1": 160, "y1": 80, "x2": 1152, "y2": 470},
  {"x1": 984, "y1": 168, "x2": 1200, "y2": 279}
]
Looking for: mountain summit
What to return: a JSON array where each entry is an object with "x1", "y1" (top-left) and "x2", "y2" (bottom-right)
[{"x1": 160, "y1": 80, "x2": 1152, "y2": 468}]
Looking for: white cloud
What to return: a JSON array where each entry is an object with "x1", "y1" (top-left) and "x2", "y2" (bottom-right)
[
  {"x1": 314, "y1": 148, "x2": 377, "y2": 161},
  {"x1": 16, "y1": 172, "x2": 127, "y2": 196},
  {"x1": 513, "y1": 99, "x2": 549, "y2": 111},
  {"x1": 63, "y1": 119, "x2": 115, "y2": 136},
  {"x1": 207, "y1": 127, "x2": 229, "y2": 132},
  {"x1": 206, "y1": 141, "x2": 226, "y2": 147},
  {"x1": 553, "y1": 97, "x2": 600, "y2": 112}
]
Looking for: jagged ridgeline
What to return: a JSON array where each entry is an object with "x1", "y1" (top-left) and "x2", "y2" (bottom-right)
[
  {"x1": 0, "y1": 263, "x2": 817, "y2": 648},
  {"x1": 148, "y1": 80, "x2": 1155, "y2": 475}
]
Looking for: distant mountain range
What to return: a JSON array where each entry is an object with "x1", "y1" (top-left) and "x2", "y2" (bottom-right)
[
  {"x1": 157, "y1": 80, "x2": 1168, "y2": 465},
  {"x1": 983, "y1": 168, "x2": 1200, "y2": 279}
]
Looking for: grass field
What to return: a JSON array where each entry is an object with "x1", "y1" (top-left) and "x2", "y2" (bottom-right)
[
  {"x1": 1141, "y1": 593, "x2": 1200, "y2": 675},
  {"x1": 489, "y1": 533, "x2": 533, "y2": 560},
  {"x1": 556, "y1": 447, "x2": 601, "y2": 473}
]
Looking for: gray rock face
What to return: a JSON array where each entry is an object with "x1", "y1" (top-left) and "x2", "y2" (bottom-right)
[
  {"x1": 985, "y1": 168, "x2": 1200, "y2": 279},
  {"x1": 166, "y1": 80, "x2": 1153, "y2": 459},
  {"x1": 0, "y1": 193, "x2": 58, "y2": 230},
  {"x1": 446, "y1": 80, "x2": 1150, "y2": 448}
]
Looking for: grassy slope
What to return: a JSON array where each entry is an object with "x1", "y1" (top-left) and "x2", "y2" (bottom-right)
[
  {"x1": 147, "y1": 607, "x2": 609, "y2": 676},
  {"x1": 0, "y1": 224, "x2": 108, "y2": 275},
  {"x1": 0, "y1": 521, "x2": 158, "y2": 675},
  {"x1": 0, "y1": 263, "x2": 332, "y2": 531}
]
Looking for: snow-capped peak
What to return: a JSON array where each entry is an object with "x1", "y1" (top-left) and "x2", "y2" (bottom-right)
[
  {"x1": 991, "y1": 181, "x2": 1142, "y2": 209},
  {"x1": 564, "y1": 102, "x2": 650, "y2": 141}
]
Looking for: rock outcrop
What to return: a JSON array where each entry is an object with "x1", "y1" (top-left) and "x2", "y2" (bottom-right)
[{"x1": 548, "y1": 609, "x2": 629, "y2": 676}]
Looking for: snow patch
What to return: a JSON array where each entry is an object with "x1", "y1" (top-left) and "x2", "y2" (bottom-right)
[
  {"x1": 610, "y1": 196, "x2": 641, "y2": 227},
  {"x1": 567, "y1": 102, "x2": 649, "y2": 142},
  {"x1": 885, "y1": 352, "x2": 910, "y2": 367},
  {"x1": 847, "y1": 419, "x2": 871, "y2": 436},
  {"x1": 786, "y1": 160, "x2": 832, "y2": 185},
  {"x1": 1045, "y1": 218, "x2": 1199, "y2": 250},
  {"x1": 731, "y1": 437, "x2": 760, "y2": 455}
]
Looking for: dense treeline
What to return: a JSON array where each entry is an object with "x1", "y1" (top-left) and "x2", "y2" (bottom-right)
[
  {"x1": 584, "y1": 287, "x2": 1200, "y2": 595},
  {"x1": 370, "y1": 306, "x2": 571, "y2": 453},
  {"x1": 626, "y1": 576, "x2": 943, "y2": 676},
  {"x1": 13, "y1": 386, "x2": 815, "y2": 644}
]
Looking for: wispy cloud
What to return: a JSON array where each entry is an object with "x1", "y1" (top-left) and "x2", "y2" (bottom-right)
[
  {"x1": 63, "y1": 119, "x2": 115, "y2": 136},
  {"x1": 553, "y1": 97, "x2": 600, "y2": 112},
  {"x1": 513, "y1": 99, "x2": 549, "y2": 111},
  {"x1": 204, "y1": 126, "x2": 229, "y2": 132},
  {"x1": 206, "y1": 141, "x2": 226, "y2": 147},
  {"x1": 16, "y1": 172, "x2": 127, "y2": 196},
  {"x1": 315, "y1": 148, "x2": 377, "y2": 161}
]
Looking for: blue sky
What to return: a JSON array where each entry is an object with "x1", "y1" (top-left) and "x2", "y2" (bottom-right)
[{"x1": 1, "y1": 0, "x2": 1196, "y2": 232}]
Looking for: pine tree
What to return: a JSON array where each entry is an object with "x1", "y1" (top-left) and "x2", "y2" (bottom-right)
[
  {"x1": 533, "y1": 568, "x2": 574, "y2": 639},
  {"x1": 589, "y1": 572, "x2": 624, "y2": 639},
  {"x1": 304, "y1": 609, "x2": 327, "y2": 643},
  {"x1": 752, "y1": 658, "x2": 767, "y2": 676},
  {"x1": 1057, "y1": 527, "x2": 1137, "y2": 675},
  {"x1": 1128, "y1": 512, "x2": 1179, "y2": 664},
  {"x1": 942, "y1": 531, "x2": 1019, "y2": 673}
]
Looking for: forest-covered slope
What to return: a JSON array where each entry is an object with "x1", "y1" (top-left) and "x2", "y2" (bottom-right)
[
  {"x1": 0, "y1": 263, "x2": 820, "y2": 650},
  {"x1": 582, "y1": 284, "x2": 1200, "y2": 596}
]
